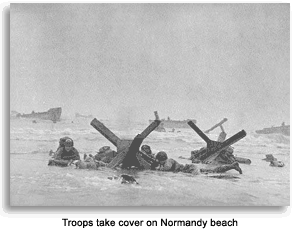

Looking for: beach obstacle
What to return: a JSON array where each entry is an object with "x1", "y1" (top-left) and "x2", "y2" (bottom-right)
[
  {"x1": 187, "y1": 121, "x2": 246, "y2": 164},
  {"x1": 90, "y1": 118, "x2": 160, "y2": 169},
  {"x1": 204, "y1": 118, "x2": 228, "y2": 134}
]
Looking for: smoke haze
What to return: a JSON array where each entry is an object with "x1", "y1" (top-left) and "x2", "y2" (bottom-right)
[{"x1": 10, "y1": 4, "x2": 290, "y2": 132}]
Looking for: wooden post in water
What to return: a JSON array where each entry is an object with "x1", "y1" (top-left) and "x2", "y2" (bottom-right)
[{"x1": 204, "y1": 118, "x2": 228, "y2": 134}]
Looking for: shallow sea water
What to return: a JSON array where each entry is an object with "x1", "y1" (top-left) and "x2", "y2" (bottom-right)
[{"x1": 10, "y1": 118, "x2": 290, "y2": 206}]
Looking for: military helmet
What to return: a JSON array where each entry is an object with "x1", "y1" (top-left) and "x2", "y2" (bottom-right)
[
  {"x1": 226, "y1": 147, "x2": 234, "y2": 154},
  {"x1": 99, "y1": 146, "x2": 111, "y2": 153},
  {"x1": 64, "y1": 139, "x2": 73, "y2": 147},
  {"x1": 156, "y1": 151, "x2": 168, "y2": 161},
  {"x1": 141, "y1": 145, "x2": 151, "y2": 151},
  {"x1": 59, "y1": 136, "x2": 73, "y2": 146}
]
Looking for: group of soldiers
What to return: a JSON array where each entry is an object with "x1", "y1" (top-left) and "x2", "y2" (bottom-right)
[
  {"x1": 47, "y1": 114, "x2": 287, "y2": 182},
  {"x1": 48, "y1": 125, "x2": 243, "y2": 175}
]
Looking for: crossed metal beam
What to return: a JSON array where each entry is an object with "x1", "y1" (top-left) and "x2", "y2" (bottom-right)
[
  {"x1": 90, "y1": 117, "x2": 246, "y2": 168},
  {"x1": 187, "y1": 121, "x2": 246, "y2": 164},
  {"x1": 90, "y1": 118, "x2": 161, "y2": 169},
  {"x1": 204, "y1": 118, "x2": 228, "y2": 134}
]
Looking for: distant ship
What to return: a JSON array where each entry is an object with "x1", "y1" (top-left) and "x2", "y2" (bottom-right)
[
  {"x1": 75, "y1": 112, "x2": 93, "y2": 118},
  {"x1": 10, "y1": 110, "x2": 19, "y2": 119},
  {"x1": 149, "y1": 111, "x2": 196, "y2": 129},
  {"x1": 14, "y1": 107, "x2": 62, "y2": 123},
  {"x1": 255, "y1": 122, "x2": 290, "y2": 136}
]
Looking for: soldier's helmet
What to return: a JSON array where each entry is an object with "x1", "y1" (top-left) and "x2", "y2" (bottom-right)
[
  {"x1": 64, "y1": 139, "x2": 74, "y2": 147},
  {"x1": 59, "y1": 136, "x2": 73, "y2": 147},
  {"x1": 141, "y1": 145, "x2": 151, "y2": 153},
  {"x1": 156, "y1": 151, "x2": 168, "y2": 162},
  {"x1": 99, "y1": 146, "x2": 111, "y2": 153},
  {"x1": 226, "y1": 147, "x2": 234, "y2": 154}
]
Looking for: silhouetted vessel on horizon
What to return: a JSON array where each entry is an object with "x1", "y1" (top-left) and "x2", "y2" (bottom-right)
[
  {"x1": 255, "y1": 122, "x2": 290, "y2": 136},
  {"x1": 149, "y1": 111, "x2": 196, "y2": 129},
  {"x1": 13, "y1": 107, "x2": 62, "y2": 123}
]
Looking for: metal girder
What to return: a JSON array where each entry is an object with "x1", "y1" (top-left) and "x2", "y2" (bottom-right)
[{"x1": 90, "y1": 118, "x2": 161, "y2": 169}]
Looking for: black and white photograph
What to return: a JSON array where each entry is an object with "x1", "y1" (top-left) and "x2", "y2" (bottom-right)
[{"x1": 10, "y1": 3, "x2": 289, "y2": 206}]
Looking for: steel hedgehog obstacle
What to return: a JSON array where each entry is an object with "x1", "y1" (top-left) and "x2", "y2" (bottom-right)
[
  {"x1": 90, "y1": 118, "x2": 161, "y2": 169},
  {"x1": 90, "y1": 116, "x2": 247, "y2": 170},
  {"x1": 187, "y1": 120, "x2": 247, "y2": 164}
]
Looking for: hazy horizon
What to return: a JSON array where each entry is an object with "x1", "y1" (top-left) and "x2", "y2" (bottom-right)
[{"x1": 10, "y1": 4, "x2": 290, "y2": 132}]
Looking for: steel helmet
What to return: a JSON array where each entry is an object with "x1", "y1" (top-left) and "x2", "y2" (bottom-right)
[{"x1": 155, "y1": 151, "x2": 168, "y2": 161}]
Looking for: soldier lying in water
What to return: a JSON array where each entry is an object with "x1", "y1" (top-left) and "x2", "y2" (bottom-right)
[
  {"x1": 74, "y1": 145, "x2": 123, "y2": 169},
  {"x1": 155, "y1": 151, "x2": 242, "y2": 175},
  {"x1": 262, "y1": 154, "x2": 285, "y2": 167},
  {"x1": 94, "y1": 146, "x2": 118, "y2": 163},
  {"x1": 74, "y1": 154, "x2": 108, "y2": 169},
  {"x1": 49, "y1": 136, "x2": 73, "y2": 157},
  {"x1": 49, "y1": 139, "x2": 118, "y2": 168},
  {"x1": 75, "y1": 145, "x2": 158, "y2": 170},
  {"x1": 48, "y1": 138, "x2": 81, "y2": 167},
  {"x1": 140, "y1": 145, "x2": 155, "y2": 158},
  {"x1": 72, "y1": 146, "x2": 117, "y2": 169}
]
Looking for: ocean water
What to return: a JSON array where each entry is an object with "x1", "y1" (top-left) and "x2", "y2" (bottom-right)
[{"x1": 10, "y1": 118, "x2": 290, "y2": 206}]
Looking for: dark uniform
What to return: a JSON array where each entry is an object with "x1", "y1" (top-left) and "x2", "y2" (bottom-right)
[
  {"x1": 48, "y1": 139, "x2": 80, "y2": 167},
  {"x1": 94, "y1": 146, "x2": 117, "y2": 163},
  {"x1": 139, "y1": 145, "x2": 159, "y2": 169},
  {"x1": 57, "y1": 136, "x2": 72, "y2": 151},
  {"x1": 156, "y1": 151, "x2": 199, "y2": 174},
  {"x1": 141, "y1": 145, "x2": 155, "y2": 158},
  {"x1": 54, "y1": 147, "x2": 80, "y2": 161},
  {"x1": 200, "y1": 162, "x2": 242, "y2": 174},
  {"x1": 49, "y1": 136, "x2": 72, "y2": 157},
  {"x1": 155, "y1": 151, "x2": 242, "y2": 175}
]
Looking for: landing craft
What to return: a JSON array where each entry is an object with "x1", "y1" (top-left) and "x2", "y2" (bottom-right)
[
  {"x1": 255, "y1": 122, "x2": 290, "y2": 136},
  {"x1": 13, "y1": 107, "x2": 62, "y2": 123},
  {"x1": 149, "y1": 111, "x2": 197, "y2": 129}
]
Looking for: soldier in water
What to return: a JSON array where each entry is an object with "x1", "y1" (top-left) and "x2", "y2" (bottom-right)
[
  {"x1": 49, "y1": 136, "x2": 72, "y2": 157},
  {"x1": 94, "y1": 146, "x2": 117, "y2": 163},
  {"x1": 48, "y1": 139, "x2": 80, "y2": 167},
  {"x1": 74, "y1": 153, "x2": 108, "y2": 169},
  {"x1": 139, "y1": 145, "x2": 159, "y2": 170},
  {"x1": 140, "y1": 145, "x2": 155, "y2": 158},
  {"x1": 155, "y1": 151, "x2": 242, "y2": 175}
]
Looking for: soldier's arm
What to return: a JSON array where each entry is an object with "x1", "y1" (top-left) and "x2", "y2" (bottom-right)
[
  {"x1": 54, "y1": 148, "x2": 63, "y2": 160},
  {"x1": 159, "y1": 159, "x2": 173, "y2": 171},
  {"x1": 72, "y1": 148, "x2": 81, "y2": 160},
  {"x1": 95, "y1": 160, "x2": 108, "y2": 167}
]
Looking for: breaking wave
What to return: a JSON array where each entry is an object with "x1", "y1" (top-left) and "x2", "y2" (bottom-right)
[{"x1": 251, "y1": 133, "x2": 290, "y2": 145}]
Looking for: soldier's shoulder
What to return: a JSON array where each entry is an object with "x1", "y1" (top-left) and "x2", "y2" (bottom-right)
[
  {"x1": 72, "y1": 147, "x2": 79, "y2": 153},
  {"x1": 56, "y1": 147, "x2": 64, "y2": 153}
]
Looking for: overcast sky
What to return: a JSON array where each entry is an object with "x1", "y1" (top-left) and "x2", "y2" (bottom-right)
[{"x1": 10, "y1": 3, "x2": 290, "y2": 132}]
